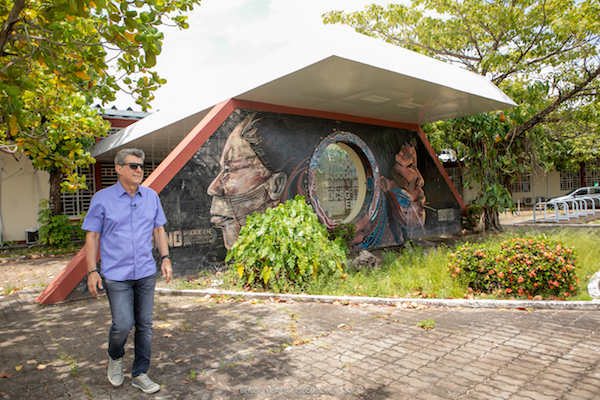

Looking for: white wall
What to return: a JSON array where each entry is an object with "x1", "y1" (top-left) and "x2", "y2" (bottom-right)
[
  {"x1": 0, "y1": 153, "x2": 49, "y2": 243},
  {"x1": 458, "y1": 168, "x2": 580, "y2": 208}
]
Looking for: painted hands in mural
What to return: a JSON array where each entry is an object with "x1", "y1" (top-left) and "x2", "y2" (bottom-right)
[
  {"x1": 358, "y1": 140, "x2": 426, "y2": 248},
  {"x1": 388, "y1": 143, "x2": 426, "y2": 227}
]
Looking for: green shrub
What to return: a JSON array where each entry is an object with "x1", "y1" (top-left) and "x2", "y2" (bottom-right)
[
  {"x1": 462, "y1": 204, "x2": 483, "y2": 231},
  {"x1": 73, "y1": 212, "x2": 87, "y2": 240},
  {"x1": 226, "y1": 195, "x2": 347, "y2": 293},
  {"x1": 37, "y1": 199, "x2": 84, "y2": 246},
  {"x1": 448, "y1": 236, "x2": 579, "y2": 299},
  {"x1": 328, "y1": 222, "x2": 356, "y2": 247}
]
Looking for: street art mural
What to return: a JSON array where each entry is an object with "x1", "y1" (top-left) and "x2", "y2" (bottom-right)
[{"x1": 159, "y1": 109, "x2": 462, "y2": 276}]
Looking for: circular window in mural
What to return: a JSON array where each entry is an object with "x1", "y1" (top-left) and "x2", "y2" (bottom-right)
[
  {"x1": 314, "y1": 143, "x2": 364, "y2": 223},
  {"x1": 308, "y1": 132, "x2": 380, "y2": 231}
]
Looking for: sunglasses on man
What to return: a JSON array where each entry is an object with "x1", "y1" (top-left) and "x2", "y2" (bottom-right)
[{"x1": 120, "y1": 163, "x2": 144, "y2": 170}]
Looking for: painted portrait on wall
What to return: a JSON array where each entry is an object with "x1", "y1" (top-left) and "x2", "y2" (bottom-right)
[
  {"x1": 204, "y1": 110, "x2": 460, "y2": 250},
  {"x1": 160, "y1": 108, "x2": 462, "y2": 275}
]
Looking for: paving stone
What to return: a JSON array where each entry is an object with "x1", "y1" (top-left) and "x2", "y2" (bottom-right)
[{"x1": 2, "y1": 283, "x2": 600, "y2": 400}]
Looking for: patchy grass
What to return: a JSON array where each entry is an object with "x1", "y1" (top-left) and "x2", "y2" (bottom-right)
[
  {"x1": 0, "y1": 242, "x2": 82, "y2": 259},
  {"x1": 3, "y1": 228, "x2": 598, "y2": 302},
  {"x1": 222, "y1": 227, "x2": 600, "y2": 301}
]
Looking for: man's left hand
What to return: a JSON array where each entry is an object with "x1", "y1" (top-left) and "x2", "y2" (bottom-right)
[{"x1": 161, "y1": 259, "x2": 172, "y2": 284}]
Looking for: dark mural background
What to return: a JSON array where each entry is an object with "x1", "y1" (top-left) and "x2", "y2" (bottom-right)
[{"x1": 159, "y1": 109, "x2": 463, "y2": 276}]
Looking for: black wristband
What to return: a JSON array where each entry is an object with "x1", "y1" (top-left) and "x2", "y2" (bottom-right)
[
  {"x1": 86, "y1": 270, "x2": 99, "y2": 277},
  {"x1": 161, "y1": 254, "x2": 170, "y2": 260}
]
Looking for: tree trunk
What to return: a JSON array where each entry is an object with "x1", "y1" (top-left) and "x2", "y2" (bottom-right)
[
  {"x1": 483, "y1": 206, "x2": 503, "y2": 232},
  {"x1": 49, "y1": 169, "x2": 63, "y2": 217}
]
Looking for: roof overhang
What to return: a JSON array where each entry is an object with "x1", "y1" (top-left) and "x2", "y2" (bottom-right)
[{"x1": 93, "y1": 29, "x2": 516, "y2": 162}]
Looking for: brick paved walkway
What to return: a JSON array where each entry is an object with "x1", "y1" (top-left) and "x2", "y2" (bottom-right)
[{"x1": 2, "y1": 288, "x2": 600, "y2": 399}]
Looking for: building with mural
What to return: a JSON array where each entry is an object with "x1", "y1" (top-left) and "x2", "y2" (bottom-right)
[{"x1": 38, "y1": 31, "x2": 517, "y2": 303}]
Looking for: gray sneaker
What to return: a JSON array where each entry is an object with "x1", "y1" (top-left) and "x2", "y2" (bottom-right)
[
  {"x1": 107, "y1": 357, "x2": 124, "y2": 387},
  {"x1": 132, "y1": 373, "x2": 160, "y2": 394}
]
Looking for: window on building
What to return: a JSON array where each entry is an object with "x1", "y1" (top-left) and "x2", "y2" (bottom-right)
[
  {"x1": 585, "y1": 159, "x2": 600, "y2": 187},
  {"x1": 308, "y1": 132, "x2": 380, "y2": 234},
  {"x1": 108, "y1": 127, "x2": 123, "y2": 136},
  {"x1": 510, "y1": 173, "x2": 531, "y2": 193},
  {"x1": 61, "y1": 167, "x2": 95, "y2": 216},
  {"x1": 446, "y1": 167, "x2": 463, "y2": 193},
  {"x1": 62, "y1": 162, "x2": 157, "y2": 216},
  {"x1": 560, "y1": 170, "x2": 581, "y2": 191}
]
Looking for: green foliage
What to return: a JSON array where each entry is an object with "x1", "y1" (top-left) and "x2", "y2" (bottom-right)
[
  {"x1": 449, "y1": 237, "x2": 579, "y2": 299},
  {"x1": 73, "y1": 212, "x2": 87, "y2": 240},
  {"x1": 413, "y1": 319, "x2": 436, "y2": 331},
  {"x1": 0, "y1": 0, "x2": 200, "y2": 200},
  {"x1": 328, "y1": 223, "x2": 356, "y2": 247},
  {"x1": 226, "y1": 195, "x2": 347, "y2": 293},
  {"x1": 462, "y1": 204, "x2": 483, "y2": 232},
  {"x1": 324, "y1": 0, "x2": 600, "y2": 230},
  {"x1": 37, "y1": 199, "x2": 83, "y2": 246},
  {"x1": 307, "y1": 243, "x2": 467, "y2": 300}
]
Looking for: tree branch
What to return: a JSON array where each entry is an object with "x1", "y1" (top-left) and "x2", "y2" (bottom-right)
[
  {"x1": 514, "y1": 64, "x2": 600, "y2": 137},
  {"x1": 0, "y1": 0, "x2": 25, "y2": 56}
]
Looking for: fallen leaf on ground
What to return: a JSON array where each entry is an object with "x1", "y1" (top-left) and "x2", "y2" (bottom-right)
[
  {"x1": 37, "y1": 365, "x2": 46, "y2": 370},
  {"x1": 175, "y1": 359, "x2": 181, "y2": 363},
  {"x1": 26, "y1": 360, "x2": 37, "y2": 365},
  {"x1": 0, "y1": 372, "x2": 13, "y2": 378},
  {"x1": 157, "y1": 324, "x2": 171, "y2": 328},
  {"x1": 163, "y1": 334, "x2": 172, "y2": 338},
  {"x1": 14, "y1": 366, "x2": 22, "y2": 371}
]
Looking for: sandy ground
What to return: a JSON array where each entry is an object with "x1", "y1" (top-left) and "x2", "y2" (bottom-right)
[{"x1": 0, "y1": 255, "x2": 71, "y2": 294}]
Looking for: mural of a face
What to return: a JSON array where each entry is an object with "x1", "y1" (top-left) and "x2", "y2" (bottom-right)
[
  {"x1": 207, "y1": 120, "x2": 287, "y2": 249},
  {"x1": 393, "y1": 143, "x2": 426, "y2": 226}
]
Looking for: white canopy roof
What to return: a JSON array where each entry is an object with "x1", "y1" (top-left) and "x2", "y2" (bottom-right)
[{"x1": 93, "y1": 29, "x2": 515, "y2": 162}]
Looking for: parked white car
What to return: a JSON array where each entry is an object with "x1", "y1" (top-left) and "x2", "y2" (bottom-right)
[{"x1": 549, "y1": 186, "x2": 600, "y2": 203}]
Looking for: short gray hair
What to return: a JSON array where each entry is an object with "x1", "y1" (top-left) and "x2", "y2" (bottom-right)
[{"x1": 115, "y1": 148, "x2": 145, "y2": 165}]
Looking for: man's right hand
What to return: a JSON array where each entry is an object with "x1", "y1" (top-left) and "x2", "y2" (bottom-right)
[{"x1": 87, "y1": 271, "x2": 103, "y2": 297}]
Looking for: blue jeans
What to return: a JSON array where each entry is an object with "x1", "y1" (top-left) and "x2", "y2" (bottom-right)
[{"x1": 104, "y1": 274, "x2": 156, "y2": 377}]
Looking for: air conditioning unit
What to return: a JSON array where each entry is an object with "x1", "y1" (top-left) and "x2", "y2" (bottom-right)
[
  {"x1": 25, "y1": 228, "x2": 38, "y2": 244},
  {"x1": 524, "y1": 197, "x2": 534, "y2": 206}
]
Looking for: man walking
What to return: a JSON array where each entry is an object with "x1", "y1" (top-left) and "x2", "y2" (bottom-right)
[{"x1": 83, "y1": 148, "x2": 172, "y2": 394}]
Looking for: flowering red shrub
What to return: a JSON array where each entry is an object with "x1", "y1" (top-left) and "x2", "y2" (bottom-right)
[{"x1": 448, "y1": 237, "x2": 579, "y2": 299}]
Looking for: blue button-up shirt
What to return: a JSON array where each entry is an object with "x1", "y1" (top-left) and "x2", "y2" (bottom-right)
[{"x1": 82, "y1": 181, "x2": 167, "y2": 281}]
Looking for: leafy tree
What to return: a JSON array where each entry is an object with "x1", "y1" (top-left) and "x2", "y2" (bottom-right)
[
  {"x1": 0, "y1": 0, "x2": 200, "y2": 215},
  {"x1": 324, "y1": 0, "x2": 600, "y2": 231}
]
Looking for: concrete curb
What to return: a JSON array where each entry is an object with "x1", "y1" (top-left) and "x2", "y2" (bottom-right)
[
  {"x1": 155, "y1": 288, "x2": 600, "y2": 310},
  {"x1": 504, "y1": 222, "x2": 600, "y2": 228}
]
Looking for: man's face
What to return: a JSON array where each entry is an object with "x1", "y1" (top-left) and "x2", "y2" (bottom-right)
[
  {"x1": 392, "y1": 144, "x2": 426, "y2": 226},
  {"x1": 116, "y1": 155, "x2": 144, "y2": 188},
  {"x1": 207, "y1": 125, "x2": 275, "y2": 249}
]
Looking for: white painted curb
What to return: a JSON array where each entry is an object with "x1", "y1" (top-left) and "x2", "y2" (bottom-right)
[{"x1": 155, "y1": 288, "x2": 600, "y2": 310}]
